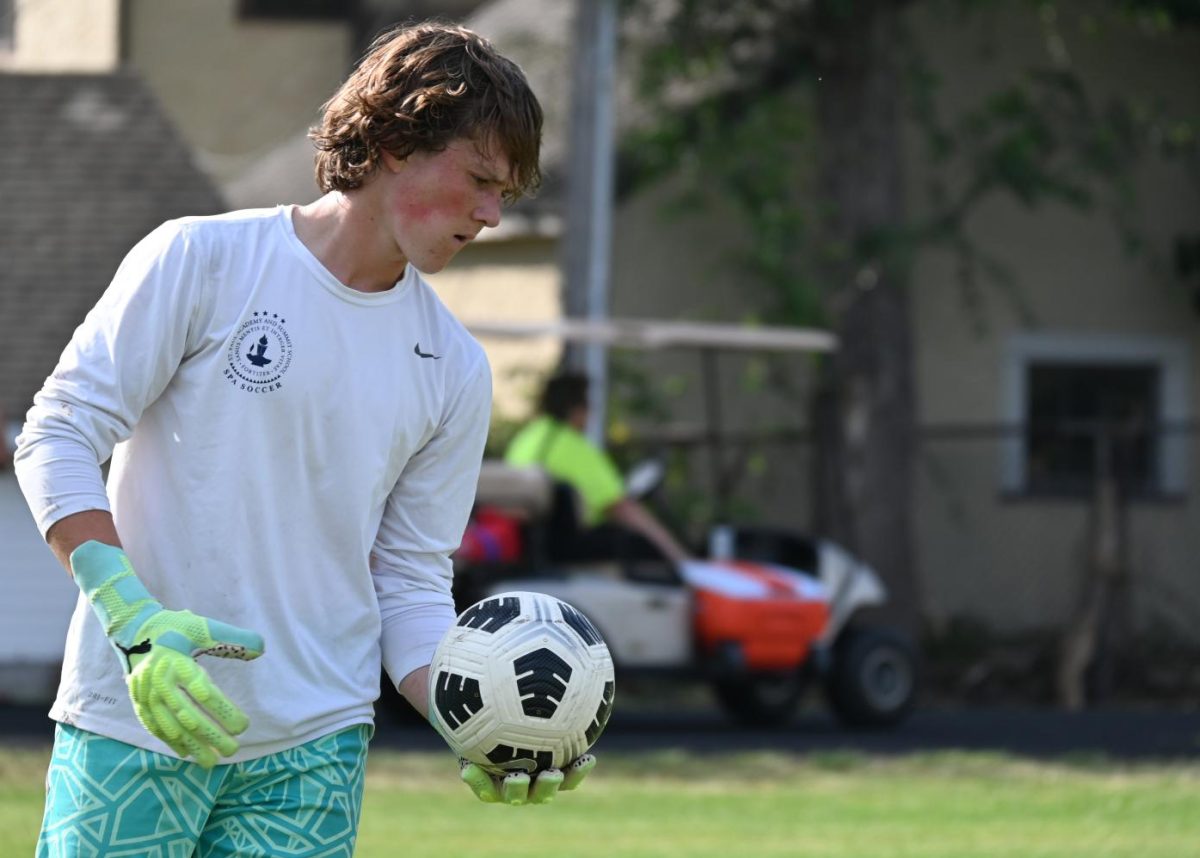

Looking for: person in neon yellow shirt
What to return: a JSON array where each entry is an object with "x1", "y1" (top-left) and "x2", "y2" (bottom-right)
[{"x1": 506, "y1": 373, "x2": 691, "y2": 563}]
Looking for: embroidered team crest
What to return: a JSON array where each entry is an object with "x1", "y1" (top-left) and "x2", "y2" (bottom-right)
[{"x1": 225, "y1": 311, "x2": 293, "y2": 393}]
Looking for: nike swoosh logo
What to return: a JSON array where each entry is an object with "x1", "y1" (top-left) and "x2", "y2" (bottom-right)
[{"x1": 414, "y1": 343, "x2": 442, "y2": 360}]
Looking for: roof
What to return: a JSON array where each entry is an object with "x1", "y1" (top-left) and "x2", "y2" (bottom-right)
[{"x1": 0, "y1": 70, "x2": 225, "y2": 422}]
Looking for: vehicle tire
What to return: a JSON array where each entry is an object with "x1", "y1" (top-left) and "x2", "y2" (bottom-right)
[
  {"x1": 824, "y1": 627, "x2": 917, "y2": 728},
  {"x1": 712, "y1": 673, "x2": 806, "y2": 727}
]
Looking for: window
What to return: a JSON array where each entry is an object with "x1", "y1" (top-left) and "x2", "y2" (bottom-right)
[
  {"x1": 1025, "y1": 362, "x2": 1159, "y2": 495},
  {"x1": 1001, "y1": 333, "x2": 1191, "y2": 498}
]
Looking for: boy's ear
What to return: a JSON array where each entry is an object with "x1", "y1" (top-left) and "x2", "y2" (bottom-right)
[{"x1": 379, "y1": 150, "x2": 405, "y2": 173}]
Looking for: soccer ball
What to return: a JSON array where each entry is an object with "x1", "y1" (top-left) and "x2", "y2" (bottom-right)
[{"x1": 429, "y1": 591, "x2": 616, "y2": 774}]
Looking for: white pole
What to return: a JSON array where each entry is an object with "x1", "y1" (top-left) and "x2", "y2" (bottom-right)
[
  {"x1": 587, "y1": 0, "x2": 616, "y2": 447},
  {"x1": 563, "y1": 0, "x2": 618, "y2": 445}
]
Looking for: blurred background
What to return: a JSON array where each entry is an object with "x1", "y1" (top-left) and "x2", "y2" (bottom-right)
[{"x1": 1, "y1": 0, "x2": 1198, "y2": 725}]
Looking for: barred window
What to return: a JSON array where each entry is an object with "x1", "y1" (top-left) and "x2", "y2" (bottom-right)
[
  {"x1": 1025, "y1": 362, "x2": 1159, "y2": 496},
  {"x1": 1001, "y1": 333, "x2": 1190, "y2": 500}
]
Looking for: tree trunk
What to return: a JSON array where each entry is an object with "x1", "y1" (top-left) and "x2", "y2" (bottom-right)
[
  {"x1": 1056, "y1": 433, "x2": 1126, "y2": 710},
  {"x1": 812, "y1": 0, "x2": 921, "y2": 631}
]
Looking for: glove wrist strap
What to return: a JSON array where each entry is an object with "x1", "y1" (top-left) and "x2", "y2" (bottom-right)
[{"x1": 70, "y1": 540, "x2": 163, "y2": 648}]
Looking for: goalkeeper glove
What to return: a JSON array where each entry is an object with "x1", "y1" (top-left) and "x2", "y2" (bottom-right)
[
  {"x1": 427, "y1": 689, "x2": 594, "y2": 805},
  {"x1": 70, "y1": 540, "x2": 264, "y2": 768},
  {"x1": 458, "y1": 755, "x2": 596, "y2": 805}
]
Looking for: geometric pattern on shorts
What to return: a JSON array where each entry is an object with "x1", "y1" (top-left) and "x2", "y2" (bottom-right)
[
  {"x1": 196, "y1": 727, "x2": 369, "y2": 858},
  {"x1": 38, "y1": 723, "x2": 371, "y2": 858}
]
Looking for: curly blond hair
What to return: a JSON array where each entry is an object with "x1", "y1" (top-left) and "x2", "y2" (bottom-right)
[{"x1": 310, "y1": 22, "x2": 542, "y2": 200}]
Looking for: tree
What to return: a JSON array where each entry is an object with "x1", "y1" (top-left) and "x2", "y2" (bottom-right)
[{"x1": 619, "y1": 0, "x2": 1199, "y2": 634}]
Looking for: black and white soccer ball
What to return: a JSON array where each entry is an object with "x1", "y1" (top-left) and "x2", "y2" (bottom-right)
[{"x1": 429, "y1": 591, "x2": 616, "y2": 774}]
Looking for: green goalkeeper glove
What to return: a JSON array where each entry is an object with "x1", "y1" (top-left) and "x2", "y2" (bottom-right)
[
  {"x1": 426, "y1": 692, "x2": 595, "y2": 805},
  {"x1": 70, "y1": 540, "x2": 264, "y2": 768},
  {"x1": 458, "y1": 755, "x2": 596, "y2": 805}
]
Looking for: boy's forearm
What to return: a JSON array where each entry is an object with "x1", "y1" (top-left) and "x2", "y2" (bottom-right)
[
  {"x1": 398, "y1": 664, "x2": 431, "y2": 719},
  {"x1": 46, "y1": 510, "x2": 122, "y2": 573}
]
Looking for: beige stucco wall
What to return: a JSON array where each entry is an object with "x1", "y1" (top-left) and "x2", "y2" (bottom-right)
[
  {"x1": 608, "y1": 179, "x2": 819, "y2": 529},
  {"x1": 124, "y1": 0, "x2": 351, "y2": 197},
  {"x1": 2, "y1": 0, "x2": 121, "y2": 71},
  {"x1": 426, "y1": 238, "x2": 563, "y2": 421},
  {"x1": 906, "y1": 4, "x2": 1200, "y2": 637}
]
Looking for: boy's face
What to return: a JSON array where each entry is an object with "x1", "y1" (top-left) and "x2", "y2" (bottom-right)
[{"x1": 378, "y1": 136, "x2": 513, "y2": 274}]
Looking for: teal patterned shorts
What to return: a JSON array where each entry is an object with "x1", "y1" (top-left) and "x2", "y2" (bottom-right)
[{"x1": 38, "y1": 722, "x2": 372, "y2": 858}]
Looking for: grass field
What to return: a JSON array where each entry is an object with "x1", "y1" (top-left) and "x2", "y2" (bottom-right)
[{"x1": 3, "y1": 745, "x2": 1198, "y2": 857}]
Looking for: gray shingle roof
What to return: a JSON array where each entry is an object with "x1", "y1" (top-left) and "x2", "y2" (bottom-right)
[{"x1": 0, "y1": 70, "x2": 225, "y2": 423}]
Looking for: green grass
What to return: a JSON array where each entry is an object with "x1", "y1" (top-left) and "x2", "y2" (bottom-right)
[{"x1": 4, "y1": 745, "x2": 1198, "y2": 857}]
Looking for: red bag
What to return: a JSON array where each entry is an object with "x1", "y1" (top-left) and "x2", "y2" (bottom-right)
[{"x1": 456, "y1": 506, "x2": 524, "y2": 564}]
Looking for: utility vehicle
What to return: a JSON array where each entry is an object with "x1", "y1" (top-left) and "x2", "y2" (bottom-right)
[{"x1": 449, "y1": 318, "x2": 918, "y2": 728}]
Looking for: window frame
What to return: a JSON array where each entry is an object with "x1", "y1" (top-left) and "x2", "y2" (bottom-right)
[{"x1": 1000, "y1": 332, "x2": 1192, "y2": 499}]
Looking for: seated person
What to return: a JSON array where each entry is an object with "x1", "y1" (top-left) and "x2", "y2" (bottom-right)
[{"x1": 505, "y1": 372, "x2": 691, "y2": 564}]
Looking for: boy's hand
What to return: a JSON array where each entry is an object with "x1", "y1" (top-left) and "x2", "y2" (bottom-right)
[
  {"x1": 426, "y1": 667, "x2": 595, "y2": 804},
  {"x1": 122, "y1": 609, "x2": 263, "y2": 767},
  {"x1": 459, "y1": 755, "x2": 596, "y2": 805},
  {"x1": 71, "y1": 541, "x2": 264, "y2": 767}
]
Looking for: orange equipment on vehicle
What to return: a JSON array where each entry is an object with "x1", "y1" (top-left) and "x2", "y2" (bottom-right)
[{"x1": 685, "y1": 560, "x2": 830, "y2": 671}]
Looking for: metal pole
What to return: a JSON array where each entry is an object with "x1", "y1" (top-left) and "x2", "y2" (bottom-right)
[
  {"x1": 562, "y1": 0, "x2": 617, "y2": 445},
  {"x1": 700, "y1": 347, "x2": 726, "y2": 522}
]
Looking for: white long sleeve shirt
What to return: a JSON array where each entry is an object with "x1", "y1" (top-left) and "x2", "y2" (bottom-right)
[{"x1": 15, "y1": 206, "x2": 491, "y2": 760}]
